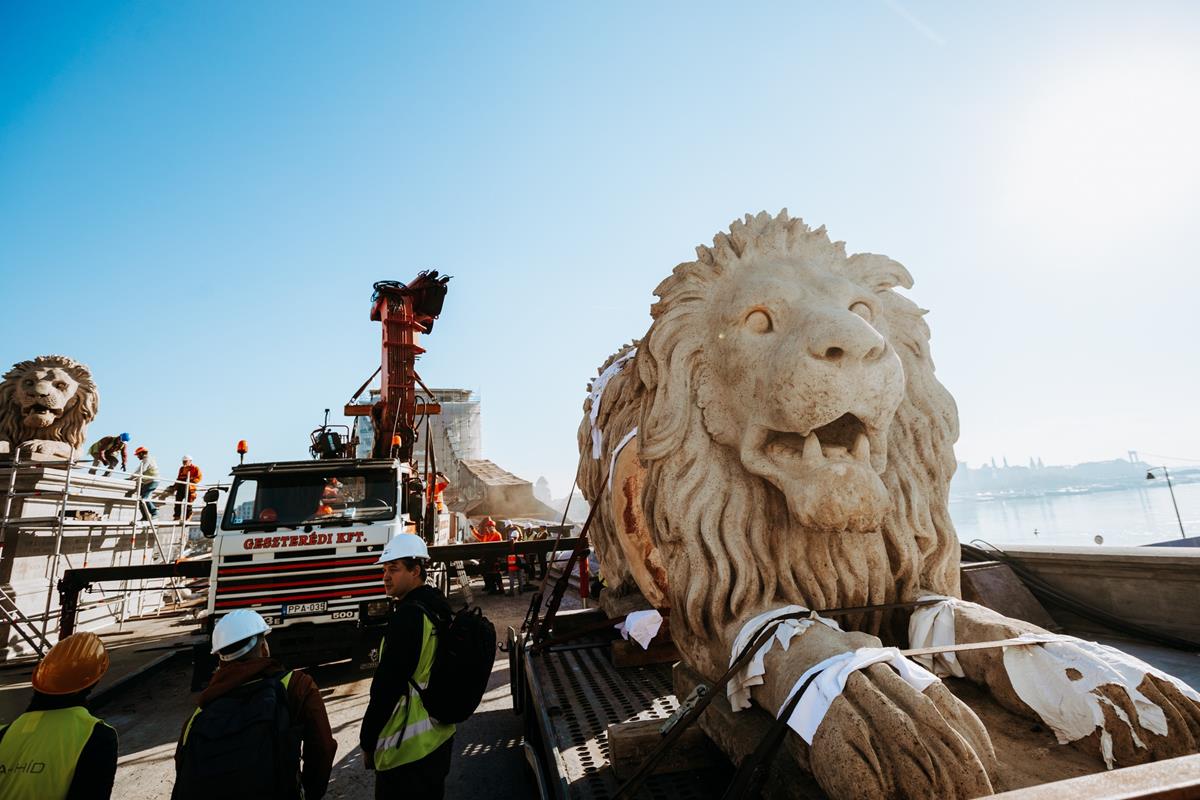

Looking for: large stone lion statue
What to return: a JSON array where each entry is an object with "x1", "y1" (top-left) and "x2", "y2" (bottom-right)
[
  {"x1": 0, "y1": 355, "x2": 98, "y2": 460},
  {"x1": 578, "y1": 211, "x2": 1200, "y2": 798}
]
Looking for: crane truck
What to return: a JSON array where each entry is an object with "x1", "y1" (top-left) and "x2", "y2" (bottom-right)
[{"x1": 194, "y1": 274, "x2": 452, "y2": 671}]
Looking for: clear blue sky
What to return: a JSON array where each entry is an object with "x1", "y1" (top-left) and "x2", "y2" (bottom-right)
[{"x1": 3, "y1": 1, "x2": 1199, "y2": 495}]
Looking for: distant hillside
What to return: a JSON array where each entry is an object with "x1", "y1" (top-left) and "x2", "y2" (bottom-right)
[{"x1": 951, "y1": 457, "x2": 1200, "y2": 500}]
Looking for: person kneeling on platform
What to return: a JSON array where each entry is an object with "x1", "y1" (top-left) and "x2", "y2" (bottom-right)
[
  {"x1": 0, "y1": 632, "x2": 117, "y2": 800},
  {"x1": 360, "y1": 534, "x2": 456, "y2": 800},
  {"x1": 172, "y1": 609, "x2": 337, "y2": 800}
]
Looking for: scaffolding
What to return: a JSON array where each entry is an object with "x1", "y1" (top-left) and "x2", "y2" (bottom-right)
[{"x1": 0, "y1": 449, "x2": 215, "y2": 658}]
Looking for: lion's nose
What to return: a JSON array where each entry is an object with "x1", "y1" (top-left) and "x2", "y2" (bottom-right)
[
  {"x1": 806, "y1": 311, "x2": 887, "y2": 364},
  {"x1": 34, "y1": 382, "x2": 53, "y2": 396}
]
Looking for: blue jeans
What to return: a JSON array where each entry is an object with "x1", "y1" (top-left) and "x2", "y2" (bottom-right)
[{"x1": 139, "y1": 480, "x2": 159, "y2": 517}]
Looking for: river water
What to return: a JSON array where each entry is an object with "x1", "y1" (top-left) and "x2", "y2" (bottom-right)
[{"x1": 949, "y1": 481, "x2": 1200, "y2": 548}]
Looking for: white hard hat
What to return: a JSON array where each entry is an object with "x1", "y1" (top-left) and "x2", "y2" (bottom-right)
[
  {"x1": 182, "y1": 454, "x2": 192, "y2": 461},
  {"x1": 212, "y1": 609, "x2": 271, "y2": 660},
  {"x1": 377, "y1": 533, "x2": 429, "y2": 564}
]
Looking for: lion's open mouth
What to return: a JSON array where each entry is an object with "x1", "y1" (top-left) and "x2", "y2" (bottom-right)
[
  {"x1": 22, "y1": 403, "x2": 62, "y2": 425},
  {"x1": 762, "y1": 412, "x2": 886, "y2": 474},
  {"x1": 740, "y1": 410, "x2": 892, "y2": 531}
]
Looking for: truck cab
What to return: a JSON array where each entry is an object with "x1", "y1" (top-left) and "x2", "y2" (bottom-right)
[{"x1": 202, "y1": 457, "x2": 421, "y2": 666}]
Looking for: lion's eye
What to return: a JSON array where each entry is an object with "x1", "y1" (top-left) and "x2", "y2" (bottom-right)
[
  {"x1": 849, "y1": 301, "x2": 874, "y2": 322},
  {"x1": 54, "y1": 382, "x2": 66, "y2": 390},
  {"x1": 744, "y1": 309, "x2": 773, "y2": 334}
]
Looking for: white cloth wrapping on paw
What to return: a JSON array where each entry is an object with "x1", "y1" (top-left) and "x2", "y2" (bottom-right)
[
  {"x1": 781, "y1": 647, "x2": 940, "y2": 744},
  {"x1": 907, "y1": 594, "x2": 966, "y2": 678},
  {"x1": 606, "y1": 428, "x2": 638, "y2": 494},
  {"x1": 614, "y1": 609, "x2": 663, "y2": 650},
  {"x1": 587, "y1": 349, "x2": 637, "y2": 459},
  {"x1": 727, "y1": 606, "x2": 842, "y2": 712},
  {"x1": 1002, "y1": 632, "x2": 1200, "y2": 769}
]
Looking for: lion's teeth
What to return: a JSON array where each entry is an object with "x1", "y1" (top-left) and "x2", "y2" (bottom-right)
[
  {"x1": 802, "y1": 432, "x2": 823, "y2": 466},
  {"x1": 852, "y1": 432, "x2": 870, "y2": 463}
]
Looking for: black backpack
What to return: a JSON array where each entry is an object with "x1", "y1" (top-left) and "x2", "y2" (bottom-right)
[
  {"x1": 411, "y1": 602, "x2": 497, "y2": 724},
  {"x1": 174, "y1": 673, "x2": 301, "y2": 800}
]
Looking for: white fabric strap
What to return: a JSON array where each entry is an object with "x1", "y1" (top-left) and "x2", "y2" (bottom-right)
[
  {"x1": 614, "y1": 609, "x2": 663, "y2": 650},
  {"x1": 587, "y1": 349, "x2": 637, "y2": 459},
  {"x1": 781, "y1": 646, "x2": 939, "y2": 744},
  {"x1": 907, "y1": 594, "x2": 965, "y2": 678},
  {"x1": 606, "y1": 427, "x2": 638, "y2": 493},
  {"x1": 727, "y1": 606, "x2": 842, "y2": 712}
]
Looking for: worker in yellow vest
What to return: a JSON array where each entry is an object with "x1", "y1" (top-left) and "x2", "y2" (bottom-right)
[
  {"x1": 0, "y1": 632, "x2": 117, "y2": 800},
  {"x1": 360, "y1": 534, "x2": 455, "y2": 799}
]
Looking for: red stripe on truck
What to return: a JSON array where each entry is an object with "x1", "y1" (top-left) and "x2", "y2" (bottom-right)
[
  {"x1": 218, "y1": 556, "x2": 379, "y2": 575},
  {"x1": 216, "y1": 572, "x2": 380, "y2": 594}
]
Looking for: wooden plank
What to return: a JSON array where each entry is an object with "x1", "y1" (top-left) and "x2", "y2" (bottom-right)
[
  {"x1": 611, "y1": 636, "x2": 680, "y2": 667},
  {"x1": 987, "y1": 752, "x2": 1200, "y2": 799},
  {"x1": 607, "y1": 718, "x2": 721, "y2": 780},
  {"x1": 426, "y1": 537, "x2": 579, "y2": 562}
]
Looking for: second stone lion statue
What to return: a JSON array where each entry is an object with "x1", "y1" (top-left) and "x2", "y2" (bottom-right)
[
  {"x1": 0, "y1": 355, "x2": 98, "y2": 461},
  {"x1": 577, "y1": 211, "x2": 1200, "y2": 798}
]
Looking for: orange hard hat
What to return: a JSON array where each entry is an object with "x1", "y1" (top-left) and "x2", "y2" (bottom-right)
[
  {"x1": 32, "y1": 632, "x2": 110, "y2": 695},
  {"x1": 135, "y1": 446, "x2": 148, "y2": 456}
]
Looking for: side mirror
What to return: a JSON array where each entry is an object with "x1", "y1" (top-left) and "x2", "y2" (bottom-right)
[
  {"x1": 200, "y1": 504, "x2": 218, "y2": 538},
  {"x1": 199, "y1": 487, "x2": 221, "y2": 539},
  {"x1": 404, "y1": 478, "x2": 424, "y2": 525}
]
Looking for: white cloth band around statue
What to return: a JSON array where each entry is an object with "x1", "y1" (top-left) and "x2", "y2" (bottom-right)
[
  {"x1": 606, "y1": 428, "x2": 638, "y2": 493},
  {"x1": 907, "y1": 593, "x2": 970, "y2": 678},
  {"x1": 781, "y1": 646, "x2": 940, "y2": 744},
  {"x1": 728, "y1": 606, "x2": 842, "y2": 712},
  {"x1": 588, "y1": 349, "x2": 637, "y2": 459}
]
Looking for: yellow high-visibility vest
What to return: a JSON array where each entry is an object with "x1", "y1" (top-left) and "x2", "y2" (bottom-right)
[
  {"x1": 374, "y1": 616, "x2": 455, "y2": 770},
  {"x1": 0, "y1": 706, "x2": 109, "y2": 800}
]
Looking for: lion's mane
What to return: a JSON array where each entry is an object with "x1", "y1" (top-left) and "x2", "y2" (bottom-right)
[
  {"x1": 580, "y1": 211, "x2": 960, "y2": 668},
  {"x1": 0, "y1": 355, "x2": 99, "y2": 453}
]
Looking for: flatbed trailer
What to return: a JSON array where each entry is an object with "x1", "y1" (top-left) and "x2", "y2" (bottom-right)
[{"x1": 513, "y1": 607, "x2": 732, "y2": 800}]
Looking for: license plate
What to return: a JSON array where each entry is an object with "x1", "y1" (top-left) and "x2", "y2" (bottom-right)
[{"x1": 282, "y1": 601, "x2": 327, "y2": 616}]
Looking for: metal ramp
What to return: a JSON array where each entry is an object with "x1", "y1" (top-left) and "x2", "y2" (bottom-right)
[{"x1": 526, "y1": 636, "x2": 731, "y2": 799}]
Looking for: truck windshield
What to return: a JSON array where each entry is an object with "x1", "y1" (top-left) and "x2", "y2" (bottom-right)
[{"x1": 223, "y1": 469, "x2": 397, "y2": 530}]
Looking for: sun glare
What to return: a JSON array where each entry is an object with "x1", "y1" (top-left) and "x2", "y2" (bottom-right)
[{"x1": 1000, "y1": 46, "x2": 1200, "y2": 242}]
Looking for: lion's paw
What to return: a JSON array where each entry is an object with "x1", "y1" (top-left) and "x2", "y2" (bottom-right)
[
  {"x1": 20, "y1": 440, "x2": 75, "y2": 460},
  {"x1": 807, "y1": 663, "x2": 995, "y2": 800},
  {"x1": 1000, "y1": 635, "x2": 1200, "y2": 769},
  {"x1": 1072, "y1": 671, "x2": 1200, "y2": 768}
]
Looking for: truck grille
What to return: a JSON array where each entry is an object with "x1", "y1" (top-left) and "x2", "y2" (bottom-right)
[{"x1": 213, "y1": 553, "x2": 384, "y2": 612}]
